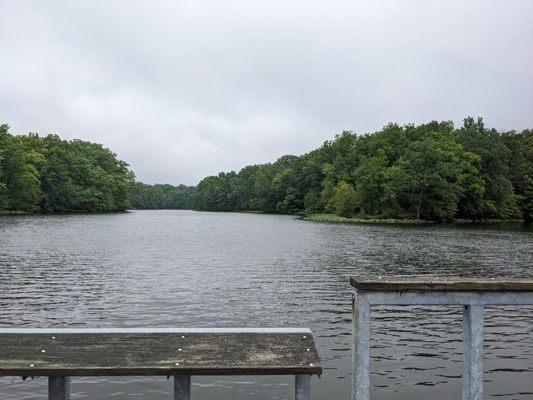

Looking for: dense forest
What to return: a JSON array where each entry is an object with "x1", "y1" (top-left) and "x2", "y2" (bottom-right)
[
  {"x1": 0, "y1": 124, "x2": 134, "y2": 212},
  {"x1": 130, "y1": 182, "x2": 195, "y2": 209},
  {"x1": 194, "y1": 118, "x2": 532, "y2": 221},
  {"x1": 2, "y1": 118, "x2": 531, "y2": 221}
]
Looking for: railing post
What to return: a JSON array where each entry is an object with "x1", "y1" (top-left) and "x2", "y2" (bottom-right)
[
  {"x1": 295, "y1": 374, "x2": 311, "y2": 400},
  {"x1": 462, "y1": 305, "x2": 484, "y2": 400},
  {"x1": 48, "y1": 376, "x2": 70, "y2": 400},
  {"x1": 174, "y1": 375, "x2": 191, "y2": 400},
  {"x1": 352, "y1": 292, "x2": 371, "y2": 400}
]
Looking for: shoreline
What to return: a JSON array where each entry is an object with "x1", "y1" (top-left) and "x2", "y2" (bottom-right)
[
  {"x1": 303, "y1": 213, "x2": 527, "y2": 225},
  {"x1": 0, "y1": 209, "x2": 528, "y2": 225},
  {"x1": 303, "y1": 213, "x2": 433, "y2": 225},
  {"x1": 0, "y1": 210, "x2": 130, "y2": 216}
]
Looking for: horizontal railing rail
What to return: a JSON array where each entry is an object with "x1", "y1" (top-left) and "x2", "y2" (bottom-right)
[
  {"x1": 0, "y1": 327, "x2": 322, "y2": 400},
  {"x1": 350, "y1": 276, "x2": 533, "y2": 400}
]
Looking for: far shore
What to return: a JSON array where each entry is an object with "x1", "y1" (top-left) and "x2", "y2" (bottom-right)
[
  {"x1": 303, "y1": 213, "x2": 433, "y2": 225},
  {"x1": 0, "y1": 209, "x2": 528, "y2": 226},
  {"x1": 303, "y1": 213, "x2": 526, "y2": 225}
]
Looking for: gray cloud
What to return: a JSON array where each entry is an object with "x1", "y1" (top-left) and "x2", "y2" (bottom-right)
[{"x1": 1, "y1": 0, "x2": 532, "y2": 185}]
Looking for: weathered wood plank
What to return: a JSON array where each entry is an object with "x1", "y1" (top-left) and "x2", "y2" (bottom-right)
[
  {"x1": 350, "y1": 276, "x2": 533, "y2": 292},
  {"x1": 0, "y1": 329, "x2": 321, "y2": 376}
]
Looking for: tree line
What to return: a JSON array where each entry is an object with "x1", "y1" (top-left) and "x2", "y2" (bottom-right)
[
  {"x1": 2, "y1": 118, "x2": 531, "y2": 221},
  {"x1": 129, "y1": 182, "x2": 195, "y2": 209},
  {"x1": 0, "y1": 124, "x2": 134, "y2": 212},
  {"x1": 193, "y1": 118, "x2": 532, "y2": 221}
]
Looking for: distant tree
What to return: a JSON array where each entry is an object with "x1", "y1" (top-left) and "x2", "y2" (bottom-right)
[
  {"x1": 454, "y1": 117, "x2": 520, "y2": 219},
  {"x1": 384, "y1": 133, "x2": 481, "y2": 220},
  {"x1": 303, "y1": 188, "x2": 321, "y2": 213},
  {"x1": 502, "y1": 129, "x2": 533, "y2": 221},
  {"x1": 3, "y1": 134, "x2": 45, "y2": 212},
  {"x1": 0, "y1": 125, "x2": 134, "y2": 213},
  {"x1": 355, "y1": 151, "x2": 389, "y2": 216},
  {"x1": 0, "y1": 125, "x2": 10, "y2": 209},
  {"x1": 331, "y1": 181, "x2": 358, "y2": 217},
  {"x1": 187, "y1": 117, "x2": 530, "y2": 221}
]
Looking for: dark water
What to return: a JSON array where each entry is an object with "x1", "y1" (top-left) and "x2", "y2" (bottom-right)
[{"x1": 0, "y1": 210, "x2": 531, "y2": 399}]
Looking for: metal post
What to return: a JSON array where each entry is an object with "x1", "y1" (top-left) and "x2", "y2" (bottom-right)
[
  {"x1": 174, "y1": 375, "x2": 191, "y2": 400},
  {"x1": 295, "y1": 374, "x2": 311, "y2": 400},
  {"x1": 352, "y1": 292, "x2": 371, "y2": 400},
  {"x1": 462, "y1": 305, "x2": 484, "y2": 400},
  {"x1": 48, "y1": 377, "x2": 70, "y2": 400}
]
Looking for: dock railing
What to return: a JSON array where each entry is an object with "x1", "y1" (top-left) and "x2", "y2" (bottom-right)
[
  {"x1": 0, "y1": 327, "x2": 321, "y2": 400},
  {"x1": 350, "y1": 276, "x2": 533, "y2": 400}
]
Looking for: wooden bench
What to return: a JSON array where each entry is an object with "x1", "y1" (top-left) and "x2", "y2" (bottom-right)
[{"x1": 0, "y1": 327, "x2": 322, "y2": 400}]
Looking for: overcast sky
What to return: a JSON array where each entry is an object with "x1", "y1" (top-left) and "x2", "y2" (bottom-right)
[{"x1": 1, "y1": 1, "x2": 532, "y2": 185}]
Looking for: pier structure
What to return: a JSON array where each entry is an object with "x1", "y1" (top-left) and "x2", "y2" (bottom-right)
[
  {"x1": 350, "y1": 276, "x2": 533, "y2": 400},
  {"x1": 0, "y1": 327, "x2": 321, "y2": 400}
]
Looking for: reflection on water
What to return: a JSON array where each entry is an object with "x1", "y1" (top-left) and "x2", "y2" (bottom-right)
[{"x1": 0, "y1": 210, "x2": 531, "y2": 399}]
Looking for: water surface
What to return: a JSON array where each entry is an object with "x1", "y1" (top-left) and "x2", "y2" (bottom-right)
[{"x1": 0, "y1": 210, "x2": 531, "y2": 399}]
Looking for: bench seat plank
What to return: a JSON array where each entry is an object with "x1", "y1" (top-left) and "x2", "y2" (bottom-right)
[
  {"x1": 0, "y1": 329, "x2": 321, "y2": 376},
  {"x1": 350, "y1": 276, "x2": 533, "y2": 292}
]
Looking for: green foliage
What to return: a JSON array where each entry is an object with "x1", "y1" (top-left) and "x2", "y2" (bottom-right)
[
  {"x1": 0, "y1": 125, "x2": 11, "y2": 209},
  {"x1": 501, "y1": 129, "x2": 533, "y2": 221},
  {"x1": 331, "y1": 181, "x2": 358, "y2": 217},
  {"x1": 384, "y1": 133, "x2": 482, "y2": 220},
  {"x1": 304, "y1": 213, "x2": 434, "y2": 224},
  {"x1": 3, "y1": 118, "x2": 529, "y2": 221},
  {"x1": 193, "y1": 118, "x2": 531, "y2": 221},
  {"x1": 0, "y1": 125, "x2": 134, "y2": 212},
  {"x1": 453, "y1": 117, "x2": 520, "y2": 219},
  {"x1": 130, "y1": 182, "x2": 195, "y2": 209}
]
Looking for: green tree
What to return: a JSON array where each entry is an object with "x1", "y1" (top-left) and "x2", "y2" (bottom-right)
[
  {"x1": 354, "y1": 151, "x2": 389, "y2": 216},
  {"x1": 192, "y1": 118, "x2": 530, "y2": 222},
  {"x1": 0, "y1": 125, "x2": 134, "y2": 212},
  {"x1": 386, "y1": 133, "x2": 482, "y2": 220},
  {"x1": 0, "y1": 124, "x2": 10, "y2": 209},
  {"x1": 454, "y1": 117, "x2": 519, "y2": 218},
  {"x1": 502, "y1": 129, "x2": 533, "y2": 221},
  {"x1": 331, "y1": 181, "x2": 358, "y2": 217}
]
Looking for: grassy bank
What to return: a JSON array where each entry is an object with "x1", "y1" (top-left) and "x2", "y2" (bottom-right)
[
  {"x1": 0, "y1": 211, "x2": 32, "y2": 216},
  {"x1": 303, "y1": 213, "x2": 433, "y2": 225}
]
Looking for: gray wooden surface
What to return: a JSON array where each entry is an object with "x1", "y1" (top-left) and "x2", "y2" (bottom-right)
[
  {"x1": 350, "y1": 275, "x2": 533, "y2": 292},
  {"x1": 0, "y1": 331, "x2": 321, "y2": 376}
]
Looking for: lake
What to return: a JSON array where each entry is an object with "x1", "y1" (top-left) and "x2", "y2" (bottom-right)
[{"x1": 0, "y1": 210, "x2": 531, "y2": 399}]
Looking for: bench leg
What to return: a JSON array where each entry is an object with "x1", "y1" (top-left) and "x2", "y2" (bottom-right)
[
  {"x1": 49, "y1": 377, "x2": 70, "y2": 400},
  {"x1": 462, "y1": 305, "x2": 484, "y2": 400},
  {"x1": 174, "y1": 375, "x2": 191, "y2": 400},
  {"x1": 352, "y1": 293, "x2": 371, "y2": 400},
  {"x1": 295, "y1": 374, "x2": 310, "y2": 400}
]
